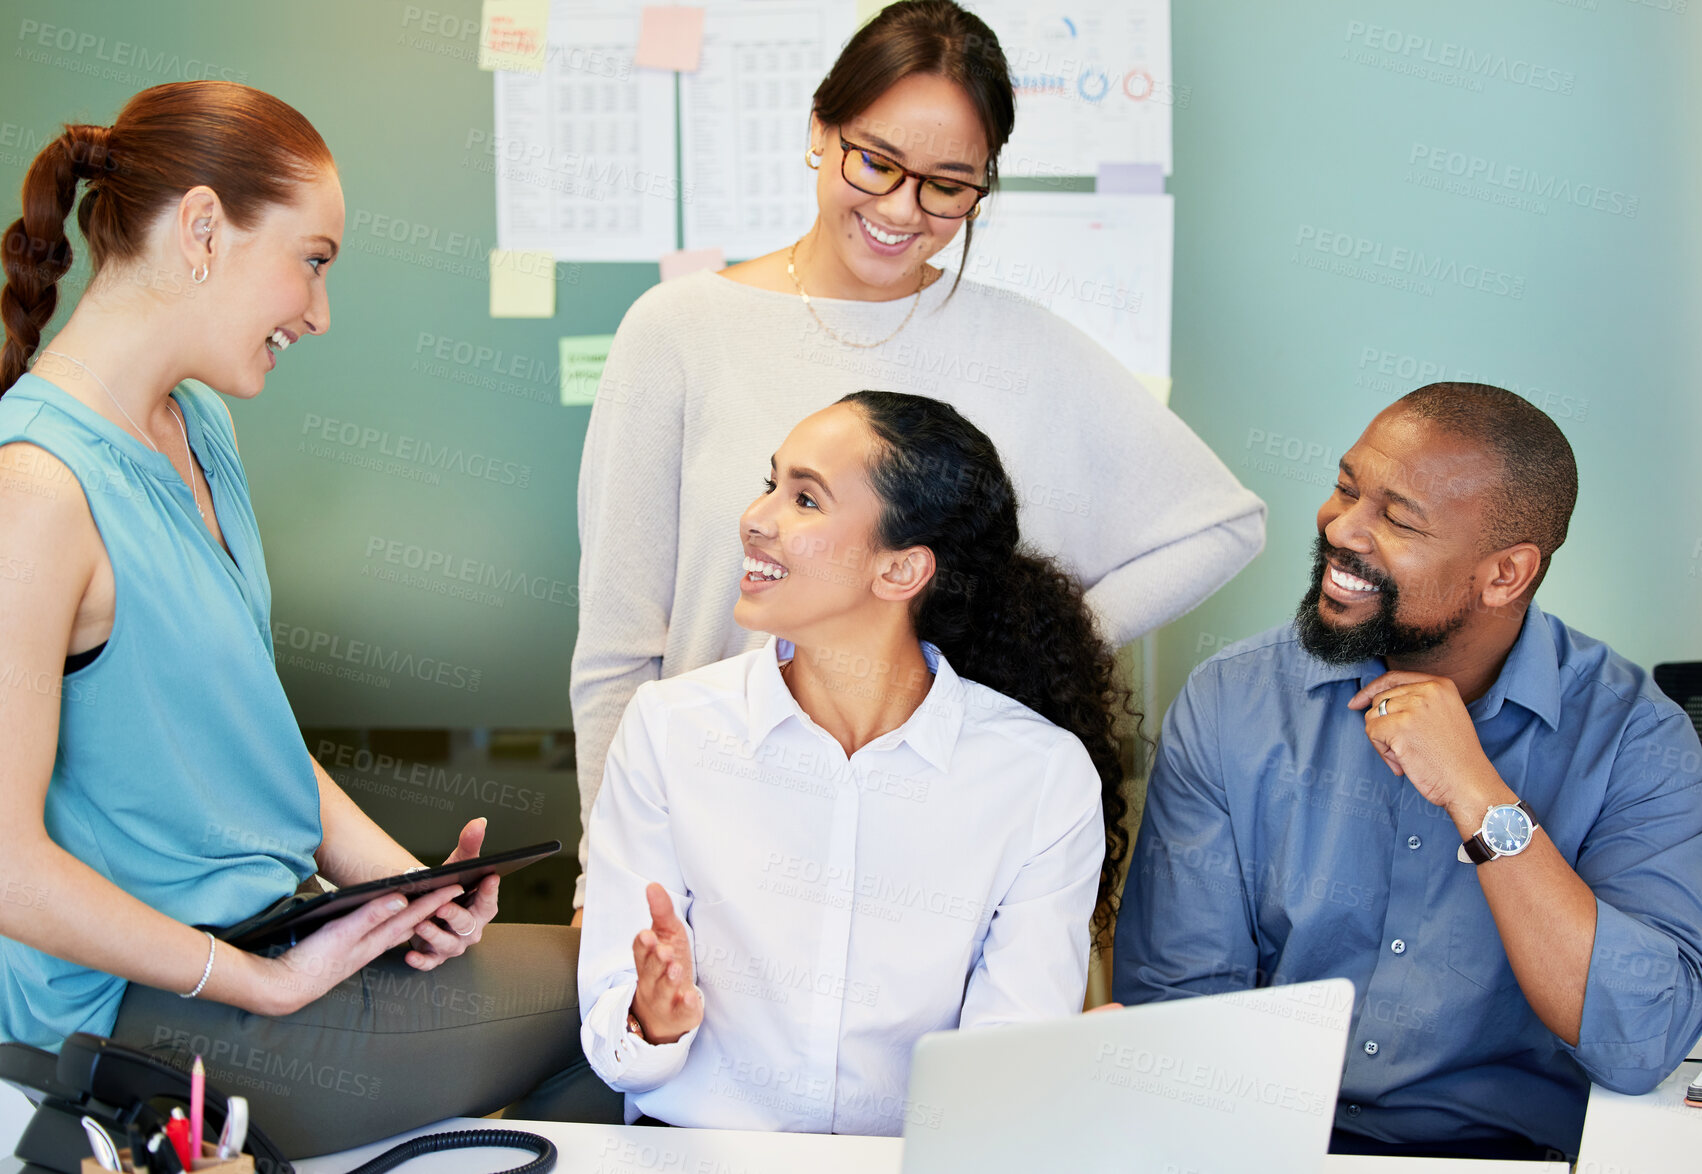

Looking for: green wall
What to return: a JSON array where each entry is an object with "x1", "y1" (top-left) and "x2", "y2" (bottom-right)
[
  {"x1": 5, "y1": 0, "x2": 654, "y2": 735},
  {"x1": 1157, "y1": 0, "x2": 1702, "y2": 708},
  {"x1": 4, "y1": 0, "x2": 1697, "y2": 786}
]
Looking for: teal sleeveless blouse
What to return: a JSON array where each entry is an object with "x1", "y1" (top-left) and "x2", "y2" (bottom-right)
[{"x1": 0, "y1": 373, "x2": 320, "y2": 1049}]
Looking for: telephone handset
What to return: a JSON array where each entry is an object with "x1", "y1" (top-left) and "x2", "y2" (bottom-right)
[{"x1": 0, "y1": 1033, "x2": 293, "y2": 1174}]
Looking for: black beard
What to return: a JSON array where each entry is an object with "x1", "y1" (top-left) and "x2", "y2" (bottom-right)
[{"x1": 1294, "y1": 535, "x2": 1468, "y2": 665}]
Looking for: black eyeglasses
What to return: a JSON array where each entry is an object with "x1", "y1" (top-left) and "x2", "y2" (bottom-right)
[{"x1": 838, "y1": 137, "x2": 989, "y2": 220}]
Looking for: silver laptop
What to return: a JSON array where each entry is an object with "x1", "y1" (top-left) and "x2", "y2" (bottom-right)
[{"x1": 902, "y1": 979, "x2": 1354, "y2": 1174}]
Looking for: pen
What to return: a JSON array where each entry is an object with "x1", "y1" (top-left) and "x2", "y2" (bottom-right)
[
  {"x1": 216, "y1": 1096, "x2": 248, "y2": 1159},
  {"x1": 166, "y1": 1108, "x2": 193, "y2": 1169},
  {"x1": 126, "y1": 1123, "x2": 154, "y2": 1174},
  {"x1": 190, "y1": 1055, "x2": 204, "y2": 1162},
  {"x1": 148, "y1": 1130, "x2": 186, "y2": 1174},
  {"x1": 80, "y1": 1116, "x2": 122, "y2": 1172}
]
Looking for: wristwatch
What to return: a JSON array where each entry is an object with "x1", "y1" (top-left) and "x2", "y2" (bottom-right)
[
  {"x1": 625, "y1": 1011, "x2": 648, "y2": 1042},
  {"x1": 1458, "y1": 799, "x2": 1540, "y2": 864}
]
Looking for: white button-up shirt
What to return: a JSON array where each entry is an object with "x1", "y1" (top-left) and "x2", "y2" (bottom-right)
[{"x1": 579, "y1": 637, "x2": 1104, "y2": 1135}]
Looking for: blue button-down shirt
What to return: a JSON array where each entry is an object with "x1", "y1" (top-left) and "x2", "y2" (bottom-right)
[{"x1": 1113, "y1": 604, "x2": 1702, "y2": 1154}]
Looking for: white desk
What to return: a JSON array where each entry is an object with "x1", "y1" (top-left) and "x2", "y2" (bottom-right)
[
  {"x1": 0, "y1": 1115, "x2": 1575, "y2": 1174},
  {"x1": 18, "y1": 1045, "x2": 1700, "y2": 1173},
  {"x1": 1574, "y1": 1058, "x2": 1701, "y2": 1174},
  {"x1": 295, "y1": 1120, "x2": 900, "y2": 1174},
  {"x1": 293, "y1": 1119, "x2": 1569, "y2": 1174}
]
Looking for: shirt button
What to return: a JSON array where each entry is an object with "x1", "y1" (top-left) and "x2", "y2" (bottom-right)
[
  {"x1": 1363, "y1": 1040, "x2": 1379, "y2": 1056},
  {"x1": 1407, "y1": 835, "x2": 1422, "y2": 850},
  {"x1": 1390, "y1": 939, "x2": 1406, "y2": 955},
  {"x1": 1346, "y1": 1104, "x2": 1362, "y2": 1117}
]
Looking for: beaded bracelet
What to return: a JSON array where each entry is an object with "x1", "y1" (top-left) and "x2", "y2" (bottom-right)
[{"x1": 180, "y1": 930, "x2": 216, "y2": 999}]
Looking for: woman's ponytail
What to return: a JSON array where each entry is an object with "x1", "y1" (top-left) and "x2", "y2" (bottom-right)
[
  {"x1": 0, "y1": 125, "x2": 111, "y2": 394},
  {"x1": 1, "y1": 82, "x2": 335, "y2": 397},
  {"x1": 841, "y1": 390, "x2": 1139, "y2": 948}
]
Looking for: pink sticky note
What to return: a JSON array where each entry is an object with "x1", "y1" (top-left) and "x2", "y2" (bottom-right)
[
  {"x1": 659, "y1": 247, "x2": 725, "y2": 282},
  {"x1": 635, "y1": 6, "x2": 705, "y2": 72}
]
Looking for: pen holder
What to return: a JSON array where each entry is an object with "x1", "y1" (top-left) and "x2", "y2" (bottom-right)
[{"x1": 84, "y1": 1143, "x2": 256, "y2": 1174}]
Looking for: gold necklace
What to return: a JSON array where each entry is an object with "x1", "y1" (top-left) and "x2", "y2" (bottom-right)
[
  {"x1": 787, "y1": 238, "x2": 925, "y2": 350},
  {"x1": 40, "y1": 349, "x2": 206, "y2": 521}
]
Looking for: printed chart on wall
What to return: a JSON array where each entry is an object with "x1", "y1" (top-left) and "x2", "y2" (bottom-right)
[
  {"x1": 964, "y1": 0, "x2": 1174, "y2": 176},
  {"x1": 493, "y1": 3, "x2": 678, "y2": 261},
  {"x1": 679, "y1": 3, "x2": 858, "y2": 258},
  {"x1": 937, "y1": 192, "x2": 1174, "y2": 380}
]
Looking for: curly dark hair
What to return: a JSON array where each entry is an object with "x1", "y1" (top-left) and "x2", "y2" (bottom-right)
[{"x1": 840, "y1": 390, "x2": 1137, "y2": 948}]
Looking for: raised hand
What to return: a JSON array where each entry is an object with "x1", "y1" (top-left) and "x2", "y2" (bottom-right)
[{"x1": 630, "y1": 882, "x2": 702, "y2": 1045}]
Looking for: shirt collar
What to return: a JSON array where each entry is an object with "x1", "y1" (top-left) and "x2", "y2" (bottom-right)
[
  {"x1": 1463, "y1": 603, "x2": 1562, "y2": 729},
  {"x1": 747, "y1": 636, "x2": 965, "y2": 772},
  {"x1": 1300, "y1": 602, "x2": 1562, "y2": 730}
]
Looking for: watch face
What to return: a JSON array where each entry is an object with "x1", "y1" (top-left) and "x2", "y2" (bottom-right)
[{"x1": 1482, "y1": 804, "x2": 1533, "y2": 855}]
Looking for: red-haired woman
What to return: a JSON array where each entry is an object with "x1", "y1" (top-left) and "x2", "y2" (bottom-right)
[
  {"x1": 0, "y1": 82, "x2": 606, "y2": 1156},
  {"x1": 569, "y1": 0, "x2": 1266, "y2": 916}
]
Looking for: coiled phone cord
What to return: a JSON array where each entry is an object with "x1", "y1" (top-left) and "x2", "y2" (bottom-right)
[{"x1": 342, "y1": 1128, "x2": 556, "y2": 1174}]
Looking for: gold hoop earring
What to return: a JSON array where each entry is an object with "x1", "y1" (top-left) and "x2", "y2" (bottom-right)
[
  {"x1": 805, "y1": 149, "x2": 821, "y2": 170},
  {"x1": 191, "y1": 264, "x2": 209, "y2": 284},
  {"x1": 967, "y1": 205, "x2": 981, "y2": 221}
]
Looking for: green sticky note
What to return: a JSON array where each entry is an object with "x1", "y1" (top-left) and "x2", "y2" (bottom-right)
[{"x1": 560, "y1": 335, "x2": 616, "y2": 406}]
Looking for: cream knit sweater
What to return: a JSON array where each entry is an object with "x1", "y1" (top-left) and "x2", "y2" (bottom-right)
[{"x1": 569, "y1": 270, "x2": 1266, "y2": 904}]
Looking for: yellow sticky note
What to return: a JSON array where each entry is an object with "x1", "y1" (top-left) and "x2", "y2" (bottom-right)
[
  {"x1": 560, "y1": 335, "x2": 617, "y2": 406},
  {"x1": 489, "y1": 249, "x2": 556, "y2": 318},
  {"x1": 1134, "y1": 373, "x2": 1172, "y2": 407},
  {"x1": 634, "y1": 6, "x2": 706, "y2": 72},
  {"x1": 479, "y1": 0, "x2": 549, "y2": 73}
]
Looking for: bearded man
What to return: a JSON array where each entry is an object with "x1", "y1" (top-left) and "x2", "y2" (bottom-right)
[{"x1": 1113, "y1": 383, "x2": 1702, "y2": 1160}]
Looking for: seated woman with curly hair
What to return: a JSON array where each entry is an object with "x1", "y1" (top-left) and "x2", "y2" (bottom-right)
[{"x1": 577, "y1": 390, "x2": 1136, "y2": 1133}]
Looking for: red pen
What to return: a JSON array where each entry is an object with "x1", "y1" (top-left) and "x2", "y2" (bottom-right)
[{"x1": 166, "y1": 1108, "x2": 194, "y2": 1169}]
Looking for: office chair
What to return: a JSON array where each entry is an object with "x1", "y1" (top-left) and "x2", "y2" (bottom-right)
[{"x1": 1653, "y1": 661, "x2": 1702, "y2": 739}]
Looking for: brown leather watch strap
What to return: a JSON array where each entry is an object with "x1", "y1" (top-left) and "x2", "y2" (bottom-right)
[{"x1": 1462, "y1": 798, "x2": 1539, "y2": 864}]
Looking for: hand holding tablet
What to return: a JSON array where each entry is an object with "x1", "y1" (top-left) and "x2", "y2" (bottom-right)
[{"x1": 213, "y1": 838, "x2": 561, "y2": 953}]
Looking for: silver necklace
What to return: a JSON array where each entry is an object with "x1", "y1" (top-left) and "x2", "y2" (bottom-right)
[
  {"x1": 40, "y1": 349, "x2": 206, "y2": 521},
  {"x1": 787, "y1": 237, "x2": 924, "y2": 350}
]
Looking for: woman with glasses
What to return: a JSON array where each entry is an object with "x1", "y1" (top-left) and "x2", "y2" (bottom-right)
[{"x1": 568, "y1": 0, "x2": 1265, "y2": 917}]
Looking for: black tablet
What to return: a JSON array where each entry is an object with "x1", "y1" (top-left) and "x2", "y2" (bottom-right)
[{"x1": 212, "y1": 839, "x2": 562, "y2": 952}]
